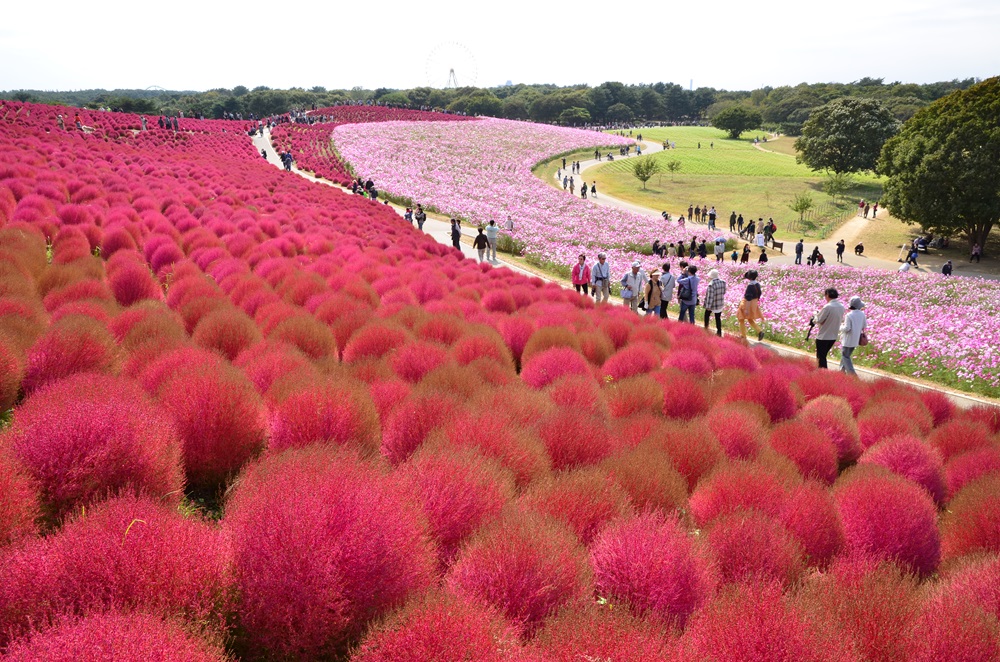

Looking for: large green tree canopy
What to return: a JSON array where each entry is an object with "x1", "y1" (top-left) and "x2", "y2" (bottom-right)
[
  {"x1": 879, "y1": 77, "x2": 1000, "y2": 251},
  {"x1": 795, "y1": 97, "x2": 900, "y2": 174},
  {"x1": 711, "y1": 106, "x2": 762, "y2": 139}
]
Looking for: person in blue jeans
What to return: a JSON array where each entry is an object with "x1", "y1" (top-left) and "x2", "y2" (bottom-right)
[{"x1": 677, "y1": 265, "x2": 699, "y2": 323}]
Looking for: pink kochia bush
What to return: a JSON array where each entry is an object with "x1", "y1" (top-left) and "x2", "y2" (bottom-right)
[
  {"x1": 0, "y1": 494, "x2": 232, "y2": 647},
  {"x1": 589, "y1": 512, "x2": 714, "y2": 627},
  {"x1": 833, "y1": 465, "x2": 941, "y2": 576},
  {"x1": 267, "y1": 378, "x2": 381, "y2": 455},
  {"x1": 351, "y1": 591, "x2": 519, "y2": 662},
  {"x1": 225, "y1": 447, "x2": 437, "y2": 660},
  {"x1": 0, "y1": 610, "x2": 229, "y2": 662},
  {"x1": 858, "y1": 434, "x2": 946, "y2": 505},
  {"x1": 447, "y1": 511, "x2": 592, "y2": 635},
  {"x1": 0, "y1": 448, "x2": 39, "y2": 546},
  {"x1": 2, "y1": 373, "x2": 183, "y2": 520},
  {"x1": 940, "y1": 473, "x2": 1000, "y2": 561}
]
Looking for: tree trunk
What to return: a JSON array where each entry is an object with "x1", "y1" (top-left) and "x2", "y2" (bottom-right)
[{"x1": 967, "y1": 220, "x2": 996, "y2": 256}]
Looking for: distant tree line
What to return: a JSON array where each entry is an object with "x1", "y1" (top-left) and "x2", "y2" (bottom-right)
[{"x1": 1, "y1": 77, "x2": 979, "y2": 133}]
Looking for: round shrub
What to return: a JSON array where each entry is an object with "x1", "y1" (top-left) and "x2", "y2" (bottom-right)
[
  {"x1": 602, "y1": 343, "x2": 663, "y2": 380},
  {"x1": 0, "y1": 334, "x2": 24, "y2": 412},
  {"x1": 152, "y1": 354, "x2": 267, "y2": 491},
  {"x1": 590, "y1": 512, "x2": 713, "y2": 627},
  {"x1": 0, "y1": 611, "x2": 228, "y2": 662},
  {"x1": 945, "y1": 446, "x2": 1000, "y2": 497},
  {"x1": 438, "y1": 412, "x2": 551, "y2": 488},
  {"x1": 389, "y1": 340, "x2": 449, "y2": 383},
  {"x1": 681, "y1": 580, "x2": 842, "y2": 662},
  {"x1": 0, "y1": 448, "x2": 38, "y2": 547},
  {"x1": 834, "y1": 465, "x2": 941, "y2": 576},
  {"x1": 380, "y1": 391, "x2": 464, "y2": 464},
  {"x1": 928, "y1": 418, "x2": 995, "y2": 462},
  {"x1": 521, "y1": 346, "x2": 591, "y2": 389},
  {"x1": 3, "y1": 374, "x2": 183, "y2": 520},
  {"x1": 536, "y1": 408, "x2": 617, "y2": 470},
  {"x1": 268, "y1": 379, "x2": 380, "y2": 456},
  {"x1": 857, "y1": 408, "x2": 920, "y2": 450},
  {"x1": 107, "y1": 260, "x2": 163, "y2": 306},
  {"x1": 22, "y1": 316, "x2": 121, "y2": 394},
  {"x1": 705, "y1": 511, "x2": 805, "y2": 587},
  {"x1": 768, "y1": 413, "x2": 836, "y2": 475},
  {"x1": 706, "y1": 402, "x2": 769, "y2": 460},
  {"x1": 798, "y1": 395, "x2": 862, "y2": 464},
  {"x1": 904, "y1": 593, "x2": 1000, "y2": 662},
  {"x1": 192, "y1": 307, "x2": 262, "y2": 361},
  {"x1": 646, "y1": 420, "x2": 725, "y2": 491},
  {"x1": 652, "y1": 368, "x2": 707, "y2": 420},
  {"x1": 447, "y1": 512, "x2": 591, "y2": 635},
  {"x1": 397, "y1": 443, "x2": 515, "y2": 566},
  {"x1": 940, "y1": 473, "x2": 1000, "y2": 561},
  {"x1": 351, "y1": 591, "x2": 519, "y2": 662},
  {"x1": 518, "y1": 468, "x2": 633, "y2": 544},
  {"x1": 601, "y1": 442, "x2": 688, "y2": 515},
  {"x1": 527, "y1": 602, "x2": 678, "y2": 662},
  {"x1": 779, "y1": 481, "x2": 845, "y2": 568},
  {"x1": 225, "y1": 447, "x2": 437, "y2": 660},
  {"x1": 797, "y1": 558, "x2": 921, "y2": 662},
  {"x1": 689, "y1": 461, "x2": 796, "y2": 527},
  {"x1": 0, "y1": 494, "x2": 232, "y2": 647},
  {"x1": 859, "y1": 434, "x2": 946, "y2": 505},
  {"x1": 724, "y1": 370, "x2": 798, "y2": 422}
]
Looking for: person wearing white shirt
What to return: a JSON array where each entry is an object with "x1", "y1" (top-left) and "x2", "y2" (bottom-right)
[
  {"x1": 839, "y1": 296, "x2": 867, "y2": 376},
  {"x1": 620, "y1": 261, "x2": 647, "y2": 313},
  {"x1": 591, "y1": 253, "x2": 611, "y2": 303}
]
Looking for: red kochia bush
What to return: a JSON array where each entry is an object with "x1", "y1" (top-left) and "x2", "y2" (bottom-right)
[
  {"x1": 651, "y1": 368, "x2": 707, "y2": 420},
  {"x1": 536, "y1": 408, "x2": 618, "y2": 470},
  {"x1": 780, "y1": 481, "x2": 845, "y2": 568},
  {"x1": 940, "y1": 474, "x2": 1000, "y2": 561},
  {"x1": 22, "y1": 316, "x2": 121, "y2": 394},
  {"x1": 769, "y1": 419, "x2": 839, "y2": 484},
  {"x1": 904, "y1": 593, "x2": 1000, "y2": 662},
  {"x1": 192, "y1": 307, "x2": 262, "y2": 361},
  {"x1": 3, "y1": 373, "x2": 183, "y2": 520},
  {"x1": 380, "y1": 392, "x2": 464, "y2": 464},
  {"x1": 226, "y1": 447, "x2": 437, "y2": 660},
  {"x1": 520, "y1": 346, "x2": 591, "y2": 388},
  {"x1": 945, "y1": 446, "x2": 1000, "y2": 497},
  {"x1": 0, "y1": 448, "x2": 38, "y2": 546},
  {"x1": 834, "y1": 465, "x2": 941, "y2": 576},
  {"x1": 152, "y1": 353, "x2": 266, "y2": 490},
  {"x1": 724, "y1": 369, "x2": 798, "y2": 422},
  {"x1": 518, "y1": 468, "x2": 633, "y2": 544},
  {"x1": 681, "y1": 580, "x2": 845, "y2": 662},
  {"x1": 689, "y1": 461, "x2": 795, "y2": 527},
  {"x1": 602, "y1": 343, "x2": 662, "y2": 380},
  {"x1": 447, "y1": 512, "x2": 591, "y2": 635},
  {"x1": 706, "y1": 402, "x2": 769, "y2": 460},
  {"x1": 268, "y1": 379, "x2": 380, "y2": 455},
  {"x1": 797, "y1": 559, "x2": 921, "y2": 662},
  {"x1": 0, "y1": 611, "x2": 229, "y2": 662},
  {"x1": 859, "y1": 434, "x2": 946, "y2": 505},
  {"x1": 646, "y1": 420, "x2": 725, "y2": 491},
  {"x1": 927, "y1": 418, "x2": 995, "y2": 462},
  {"x1": 527, "y1": 603, "x2": 679, "y2": 662},
  {"x1": 398, "y1": 443, "x2": 515, "y2": 566},
  {"x1": 590, "y1": 512, "x2": 713, "y2": 627},
  {"x1": 0, "y1": 494, "x2": 232, "y2": 647},
  {"x1": 0, "y1": 334, "x2": 24, "y2": 411},
  {"x1": 602, "y1": 442, "x2": 689, "y2": 515},
  {"x1": 798, "y1": 395, "x2": 862, "y2": 464},
  {"x1": 705, "y1": 511, "x2": 805, "y2": 587},
  {"x1": 351, "y1": 591, "x2": 520, "y2": 662},
  {"x1": 107, "y1": 260, "x2": 163, "y2": 306}
]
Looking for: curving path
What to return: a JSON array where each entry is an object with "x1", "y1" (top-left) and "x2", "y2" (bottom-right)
[
  {"x1": 551, "y1": 136, "x2": 998, "y2": 281},
  {"x1": 253, "y1": 126, "x2": 996, "y2": 409}
]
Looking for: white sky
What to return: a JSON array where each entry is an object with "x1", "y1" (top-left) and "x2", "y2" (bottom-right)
[{"x1": 2, "y1": 0, "x2": 998, "y2": 92}]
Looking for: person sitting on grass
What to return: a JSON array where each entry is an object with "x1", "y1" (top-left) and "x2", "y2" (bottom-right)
[{"x1": 854, "y1": 242, "x2": 864, "y2": 256}]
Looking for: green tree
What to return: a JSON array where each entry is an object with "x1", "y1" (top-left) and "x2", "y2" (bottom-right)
[
  {"x1": 822, "y1": 172, "x2": 853, "y2": 201},
  {"x1": 558, "y1": 107, "x2": 591, "y2": 125},
  {"x1": 789, "y1": 193, "x2": 815, "y2": 221},
  {"x1": 606, "y1": 102, "x2": 635, "y2": 123},
  {"x1": 379, "y1": 91, "x2": 411, "y2": 106},
  {"x1": 629, "y1": 156, "x2": 661, "y2": 189},
  {"x1": 711, "y1": 105, "x2": 762, "y2": 139},
  {"x1": 665, "y1": 159, "x2": 682, "y2": 181},
  {"x1": 879, "y1": 77, "x2": 1000, "y2": 253},
  {"x1": 794, "y1": 97, "x2": 899, "y2": 174}
]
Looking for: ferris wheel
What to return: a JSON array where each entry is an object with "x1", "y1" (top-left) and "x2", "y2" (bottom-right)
[{"x1": 425, "y1": 42, "x2": 478, "y2": 89}]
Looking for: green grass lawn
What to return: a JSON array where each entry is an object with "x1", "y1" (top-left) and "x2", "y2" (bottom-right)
[{"x1": 587, "y1": 127, "x2": 883, "y2": 239}]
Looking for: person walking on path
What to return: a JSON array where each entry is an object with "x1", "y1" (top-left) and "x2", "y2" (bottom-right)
[
  {"x1": 740, "y1": 244, "x2": 751, "y2": 264},
  {"x1": 590, "y1": 183, "x2": 597, "y2": 198},
  {"x1": 644, "y1": 270, "x2": 664, "y2": 317},
  {"x1": 755, "y1": 230, "x2": 766, "y2": 250},
  {"x1": 621, "y1": 261, "x2": 647, "y2": 313},
  {"x1": 942, "y1": 260, "x2": 953, "y2": 276},
  {"x1": 473, "y1": 227, "x2": 489, "y2": 262},
  {"x1": 485, "y1": 220, "x2": 499, "y2": 261},
  {"x1": 415, "y1": 205, "x2": 427, "y2": 231},
  {"x1": 795, "y1": 239, "x2": 804, "y2": 265},
  {"x1": 450, "y1": 219, "x2": 462, "y2": 250},
  {"x1": 571, "y1": 254, "x2": 591, "y2": 295},
  {"x1": 677, "y1": 265, "x2": 699, "y2": 323},
  {"x1": 839, "y1": 296, "x2": 867, "y2": 376},
  {"x1": 688, "y1": 204, "x2": 694, "y2": 221},
  {"x1": 758, "y1": 248, "x2": 769, "y2": 264},
  {"x1": 703, "y1": 269, "x2": 726, "y2": 337},
  {"x1": 658, "y1": 263, "x2": 677, "y2": 319},
  {"x1": 737, "y1": 214, "x2": 744, "y2": 235},
  {"x1": 815, "y1": 288, "x2": 846, "y2": 369},
  {"x1": 836, "y1": 240, "x2": 846, "y2": 263},
  {"x1": 971, "y1": 243, "x2": 982, "y2": 263},
  {"x1": 730, "y1": 211, "x2": 737, "y2": 232},
  {"x1": 714, "y1": 239, "x2": 725, "y2": 262},
  {"x1": 591, "y1": 253, "x2": 611, "y2": 303},
  {"x1": 737, "y1": 270, "x2": 765, "y2": 340}
]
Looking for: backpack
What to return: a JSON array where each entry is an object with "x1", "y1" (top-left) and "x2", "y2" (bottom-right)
[{"x1": 678, "y1": 278, "x2": 692, "y2": 301}]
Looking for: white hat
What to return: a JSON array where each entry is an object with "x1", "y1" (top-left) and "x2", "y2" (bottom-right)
[
  {"x1": 631, "y1": 260, "x2": 641, "y2": 268},
  {"x1": 708, "y1": 269, "x2": 720, "y2": 280}
]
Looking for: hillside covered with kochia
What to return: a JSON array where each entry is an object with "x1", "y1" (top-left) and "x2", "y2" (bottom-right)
[{"x1": 0, "y1": 102, "x2": 999, "y2": 661}]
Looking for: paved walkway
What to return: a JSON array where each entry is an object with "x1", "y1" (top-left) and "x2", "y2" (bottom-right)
[{"x1": 253, "y1": 128, "x2": 996, "y2": 410}]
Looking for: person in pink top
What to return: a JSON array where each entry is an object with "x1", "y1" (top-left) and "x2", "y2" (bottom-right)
[{"x1": 571, "y1": 254, "x2": 591, "y2": 296}]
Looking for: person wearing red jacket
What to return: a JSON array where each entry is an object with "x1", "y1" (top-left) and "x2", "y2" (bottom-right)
[{"x1": 571, "y1": 254, "x2": 591, "y2": 295}]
